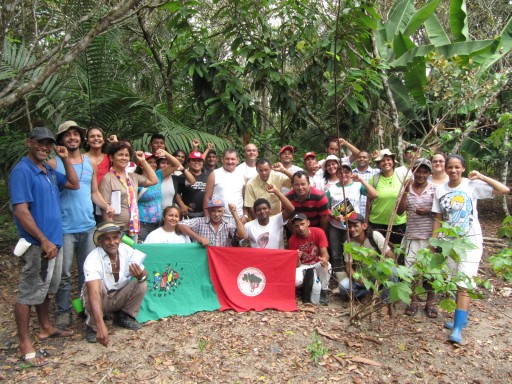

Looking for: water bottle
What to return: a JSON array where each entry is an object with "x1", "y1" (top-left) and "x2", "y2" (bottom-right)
[{"x1": 310, "y1": 277, "x2": 321, "y2": 304}]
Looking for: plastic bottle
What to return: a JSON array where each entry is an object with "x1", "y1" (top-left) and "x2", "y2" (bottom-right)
[{"x1": 311, "y1": 277, "x2": 321, "y2": 304}]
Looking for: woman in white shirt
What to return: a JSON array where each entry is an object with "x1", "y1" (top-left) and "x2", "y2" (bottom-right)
[{"x1": 144, "y1": 206, "x2": 191, "y2": 244}]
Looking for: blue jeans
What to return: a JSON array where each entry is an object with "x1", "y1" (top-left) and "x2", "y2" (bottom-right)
[
  {"x1": 339, "y1": 278, "x2": 369, "y2": 300},
  {"x1": 55, "y1": 228, "x2": 95, "y2": 314}
]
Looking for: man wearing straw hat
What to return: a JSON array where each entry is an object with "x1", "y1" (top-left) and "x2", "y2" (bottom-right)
[{"x1": 82, "y1": 222, "x2": 148, "y2": 346}]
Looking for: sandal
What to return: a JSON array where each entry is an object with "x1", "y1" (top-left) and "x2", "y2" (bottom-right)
[
  {"x1": 425, "y1": 303, "x2": 438, "y2": 318},
  {"x1": 19, "y1": 348, "x2": 50, "y2": 368},
  {"x1": 405, "y1": 302, "x2": 418, "y2": 316}
]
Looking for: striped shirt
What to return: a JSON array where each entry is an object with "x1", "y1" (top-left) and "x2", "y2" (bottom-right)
[
  {"x1": 285, "y1": 186, "x2": 329, "y2": 228},
  {"x1": 404, "y1": 182, "x2": 436, "y2": 239},
  {"x1": 180, "y1": 217, "x2": 236, "y2": 247}
]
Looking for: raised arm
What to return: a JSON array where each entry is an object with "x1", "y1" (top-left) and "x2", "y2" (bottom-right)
[
  {"x1": 266, "y1": 184, "x2": 295, "y2": 221},
  {"x1": 203, "y1": 172, "x2": 215, "y2": 218},
  {"x1": 468, "y1": 171, "x2": 510, "y2": 195},
  {"x1": 135, "y1": 151, "x2": 158, "y2": 186},
  {"x1": 55, "y1": 146, "x2": 79, "y2": 190},
  {"x1": 339, "y1": 138, "x2": 360, "y2": 164},
  {"x1": 272, "y1": 162, "x2": 294, "y2": 179},
  {"x1": 229, "y1": 203, "x2": 247, "y2": 239},
  {"x1": 353, "y1": 173, "x2": 378, "y2": 200},
  {"x1": 154, "y1": 149, "x2": 180, "y2": 179}
]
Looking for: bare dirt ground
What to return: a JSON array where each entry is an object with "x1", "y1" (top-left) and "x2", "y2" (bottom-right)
[{"x1": 0, "y1": 202, "x2": 511, "y2": 384}]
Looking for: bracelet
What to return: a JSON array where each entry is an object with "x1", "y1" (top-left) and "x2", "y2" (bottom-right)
[{"x1": 243, "y1": 214, "x2": 249, "y2": 219}]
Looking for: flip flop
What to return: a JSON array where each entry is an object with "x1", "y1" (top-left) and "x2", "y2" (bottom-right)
[
  {"x1": 39, "y1": 328, "x2": 74, "y2": 341},
  {"x1": 19, "y1": 348, "x2": 50, "y2": 368}
]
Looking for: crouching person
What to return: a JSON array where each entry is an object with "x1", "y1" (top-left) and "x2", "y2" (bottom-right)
[
  {"x1": 339, "y1": 213, "x2": 393, "y2": 301},
  {"x1": 82, "y1": 222, "x2": 148, "y2": 346},
  {"x1": 288, "y1": 213, "x2": 331, "y2": 306}
]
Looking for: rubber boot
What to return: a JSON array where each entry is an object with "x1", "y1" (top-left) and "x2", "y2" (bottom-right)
[
  {"x1": 449, "y1": 309, "x2": 468, "y2": 344},
  {"x1": 444, "y1": 312, "x2": 469, "y2": 330}
]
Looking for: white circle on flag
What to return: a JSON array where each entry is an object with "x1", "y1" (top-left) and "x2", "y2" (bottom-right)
[{"x1": 237, "y1": 267, "x2": 266, "y2": 296}]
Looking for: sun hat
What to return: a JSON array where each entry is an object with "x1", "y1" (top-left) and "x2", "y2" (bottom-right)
[
  {"x1": 374, "y1": 149, "x2": 396, "y2": 162},
  {"x1": 321, "y1": 155, "x2": 340, "y2": 171},
  {"x1": 93, "y1": 222, "x2": 122, "y2": 246},
  {"x1": 57, "y1": 121, "x2": 86, "y2": 137}
]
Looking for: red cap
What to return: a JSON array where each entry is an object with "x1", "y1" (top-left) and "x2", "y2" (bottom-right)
[
  {"x1": 279, "y1": 145, "x2": 294, "y2": 154},
  {"x1": 143, "y1": 152, "x2": 155, "y2": 160},
  {"x1": 303, "y1": 151, "x2": 316, "y2": 160},
  {"x1": 189, "y1": 151, "x2": 204, "y2": 160}
]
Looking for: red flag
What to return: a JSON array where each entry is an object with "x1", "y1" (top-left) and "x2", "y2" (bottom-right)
[{"x1": 207, "y1": 247, "x2": 298, "y2": 312}]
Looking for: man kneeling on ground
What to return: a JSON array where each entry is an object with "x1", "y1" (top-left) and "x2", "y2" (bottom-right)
[
  {"x1": 288, "y1": 213, "x2": 331, "y2": 305},
  {"x1": 339, "y1": 213, "x2": 393, "y2": 300},
  {"x1": 82, "y1": 222, "x2": 148, "y2": 346}
]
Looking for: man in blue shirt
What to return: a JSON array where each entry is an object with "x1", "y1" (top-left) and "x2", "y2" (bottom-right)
[
  {"x1": 47, "y1": 121, "x2": 114, "y2": 330},
  {"x1": 9, "y1": 127, "x2": 79, "y2": 367}
]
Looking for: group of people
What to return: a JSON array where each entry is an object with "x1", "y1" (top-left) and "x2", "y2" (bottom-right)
[{"x1": 9, "y1": 122, "x2": 509, "y2": 366}]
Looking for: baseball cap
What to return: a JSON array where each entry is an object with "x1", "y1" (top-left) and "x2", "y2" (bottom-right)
[
  {"x1": 303, "y1": 151, "x2": 316, "y2": 160},
  {"x1": 346, "y1": 212, "x2": 365, "y2": 224},
  {"x1": 143, "y1": 152, "x2": 155, "y2": 160},
  {"x1": 57, "y1": 121, "x2": 86, "y2": 137},
  {"x1": 208, "y1": 198, "x2": 224, "y2": 208},
  {"x1": 93, "y1": 222, "x2": 122, "y2": 246},
  {"x1": 405, "y1": 144, "x2": 418, "y2": 152},
  {"x1": 189, "y1": 151, "x2": 204, "y2": 160},
  {"x1": 291, "y1": 213, "x2": 308, "y2": 223},
  {"x1": 413, "y1": 158, "x2": 432, "y2": 171},
  {"x1": 29, "y1": 127, "x2": 56, "y2": 143},
  {"x1": 279, "y1": 145, "x2": 294, "y2": 154}
]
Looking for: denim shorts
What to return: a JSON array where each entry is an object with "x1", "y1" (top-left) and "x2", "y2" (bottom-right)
[{"x1": 17, "y1": 245, "x2": 63, "y2": 305}]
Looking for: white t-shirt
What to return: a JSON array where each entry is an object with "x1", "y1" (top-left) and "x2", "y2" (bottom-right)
[
  {"x1": 326, "y1": 182, "x2": 364, "y2": 229},
  {"x1": 244, "y1": 213, "x2": 285, "y2": 249},
  {"x1": 432, "y1": 178, "x2": 493, "y2": 244},
  {"x1": 236, "y1": 162, "x2": 257, "y2": 181},
  {"x1": 144, "y1": 227, "x2": 191, "y2": 244},
  {"x1": 161, "y1": 177, "x2": 175, "y2": 210}
]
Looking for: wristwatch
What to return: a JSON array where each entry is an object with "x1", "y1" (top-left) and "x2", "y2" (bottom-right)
[{"x1": 139, "y1": 275, "x2": 147, "y2": 282}]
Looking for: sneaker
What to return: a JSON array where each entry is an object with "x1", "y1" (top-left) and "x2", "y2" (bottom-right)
[
  {"x1": 56, "y1": 312, "x2": 71, "y2": 330},
  {"x1": 86, "y1": 326, "x2": 97, "y2": 343},
  {"x1": 113, "y1": 311, "x2": 142, "y2": 330},
  {"x1": 319, "y1": 290, "x2": 329, "y2": 306}
]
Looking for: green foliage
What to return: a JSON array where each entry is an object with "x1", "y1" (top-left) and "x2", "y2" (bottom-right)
[
  {"x1": 489, "y1": 216, "x2": 512, "y2": 282},
  {"x1": 306, "y1": 332, "x2": 328, "y2": 364},
  {"x1": 197, "y1": 336, "x2": 210, "y2": 353},
  {"x1": 430, "y1": 222, "x2": 479, "y2": 263},
  {"x1": 346, "y1": 222, "x2": 487, "y2": 323}
]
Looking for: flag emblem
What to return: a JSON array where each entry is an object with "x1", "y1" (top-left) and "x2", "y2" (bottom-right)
[{"x1": 237, "y1": 267, "x2": 266, "y2": 296}]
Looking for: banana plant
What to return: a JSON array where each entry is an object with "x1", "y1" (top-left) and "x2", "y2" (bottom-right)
[{"x1": 377, "y1": 0, "x2": 512, "y2": 115}]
